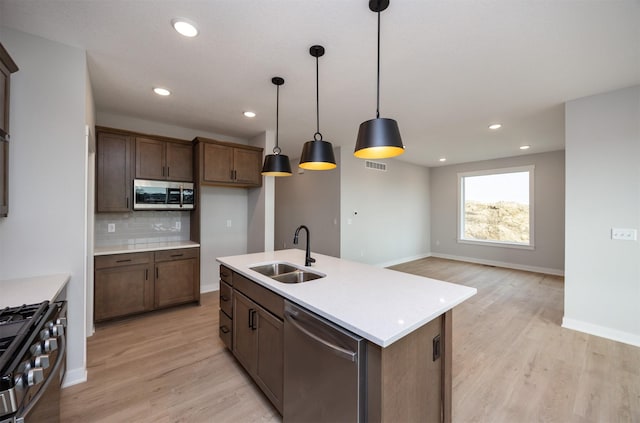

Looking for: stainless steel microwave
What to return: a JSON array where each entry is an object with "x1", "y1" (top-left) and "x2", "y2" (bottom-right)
[{"x1": 133, "y1": 179, "x2": 195, "y2": 210}]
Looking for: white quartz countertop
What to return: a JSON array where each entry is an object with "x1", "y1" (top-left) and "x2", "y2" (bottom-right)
[
  {"x1": 94, "y1": 241, "x2": 200, "y2": 256},
  {"x1": 0, "y1": 273, "x2": 70, "y2": 308},
  {"x1": 217, "y1": 249, "x2": 477, "y2": 348}
]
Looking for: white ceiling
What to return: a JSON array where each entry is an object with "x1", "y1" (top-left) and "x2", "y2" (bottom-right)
[{"x1": 1, "y1": 0, "x2": 638, "y2": 167}]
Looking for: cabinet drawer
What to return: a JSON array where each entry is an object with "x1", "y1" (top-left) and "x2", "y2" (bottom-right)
[
  {"x1": 219, "y1": 309, "x2": 232, "y2": 350},
  {"x1": 220, "y1": 281, "x2": 233, "y2": 318},
  {"x1": 95, "y1": 252, "x2": 153, "y2": 270},
  {"x1": 154, "y1": 247, "x2": 199, "y2": 262},
  {"x1": 233, "y1": 272, "x2": 284, "y2": 320},
  {"x1": 220, "y1": 265, "x2": 232, "y2": 285}
]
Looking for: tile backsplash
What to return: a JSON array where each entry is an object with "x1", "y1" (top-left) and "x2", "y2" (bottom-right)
[{"x1": 95, "y1": 211, "x2": 191, "y2": 247}]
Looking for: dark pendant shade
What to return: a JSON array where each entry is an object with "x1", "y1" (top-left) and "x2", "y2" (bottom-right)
[
  {"x1": 354, "y1": 117, "x2": 404, "y2": 159},
  {"x1": 299, "y1": 140, "x2": 336, "y2": 170},
  {"x1": 262, "y1": 152, "x2": 292, "y2": 176}
]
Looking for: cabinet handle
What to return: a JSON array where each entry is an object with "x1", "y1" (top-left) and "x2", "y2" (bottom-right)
[
  {"x1": 170, "y1": 253, "x2": 184, "y2": 258},
  {"x1": 167, "y1": 166, "x2": 170, "y2": 177},
  {"x1": 162, "y1": 166, "x2": 165, "y2": 177},
  {"x1": 156, "y1": 267, "x2": 159, "y2": 279},
  {"x1": 230, "y1": 170, "x2": 234, "y2": 180},
  {"x1": 126, "y1": 197, "x2": 129, "y2": 209},
  {"x1": 145, "y1": 268, "x2": 148, "y2": 280},
  {"x1": 220, "y1": 325, "x2": 230, "y2": 334},
  {"x1": 248, "y1": 308, "x2": 258, "y2": 330},
  {"x1": 221, "y1": 295, "x2": 230, "y2": 302},
  {"x1": 116, "y1": 259, "x2": 132, "y2": 263}
]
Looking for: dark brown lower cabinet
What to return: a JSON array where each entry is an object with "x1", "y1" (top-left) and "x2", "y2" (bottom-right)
[
  {"x1": 94, "y1": 252, "x2": 154, "y2": 321},
  {"x1": 154, "y1": 248, "x2": 199, "y2": 308},
  {"x1": 94, "y1": 248, "x2": 200, "y2": 322},
  {"x1": 232, "y1": 291, "x2": 284, "y2": 414}
]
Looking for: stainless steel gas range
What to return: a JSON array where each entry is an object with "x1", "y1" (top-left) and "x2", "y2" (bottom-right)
[{"x1": 0, "y1": 301, "x2": 66, "y2": 423}]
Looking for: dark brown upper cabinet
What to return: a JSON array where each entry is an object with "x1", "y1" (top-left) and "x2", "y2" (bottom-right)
[
  {"x1": 194, "y1": 137, "x2": 262, "y2": 188},
  {"x1": 96, "y1": 129, "x2": 134, "y2": 213},
  {"x1": 0, "y1": 42, "x2": 19, "y2": 218},
  {"x1": 135, "y1": 137, "x2": 193, "y2": 182}
]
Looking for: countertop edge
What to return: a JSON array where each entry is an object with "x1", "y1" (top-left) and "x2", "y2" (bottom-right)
[{"x1": 94, "y1": 241, "x2": 200, "y2": 256}]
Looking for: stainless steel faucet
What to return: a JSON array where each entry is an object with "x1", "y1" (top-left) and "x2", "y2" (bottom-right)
[{"x1": 293, "y1": 225, "x2": 315, "y2": 267}]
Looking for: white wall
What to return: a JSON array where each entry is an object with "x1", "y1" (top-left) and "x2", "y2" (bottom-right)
[
  {"x1": 247, "y1": 130, "x2": 274, "y2": 253},
  {"x1": 564, "y1": 85, "x2": 640, "y2": 347},
  {"x1": 430, "y1": 151, "x2": 566, "y2": 275},
  {"x1": 0, "y1": 28, "x2": 89, "y2": 386},
  {"x1": 200, "y1": 187, "x2": 248, "y2": 291},
  {"x1": 340, "y1": 150, "x2": 430, "y2": 267}
]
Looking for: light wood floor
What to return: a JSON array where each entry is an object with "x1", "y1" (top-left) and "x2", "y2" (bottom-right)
[{"x1": 61, "y1": 258, "x2": 640, "y2": 422}]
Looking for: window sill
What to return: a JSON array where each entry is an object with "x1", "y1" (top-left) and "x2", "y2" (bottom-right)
[{"x1": 457, "y1": 239, "x2": 535, "y2": 250}]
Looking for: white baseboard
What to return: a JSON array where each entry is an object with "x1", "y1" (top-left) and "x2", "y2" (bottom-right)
[
  {"x1": 200, "y1": 280, "x2": 219, "y2": 293},
  {"x1": 562, "y1": 317, "x2": 640, "y2": 348},
  {"x1": 430, "y1": 252, "x2": 564, "y2": 276},
  {"x1": 62, "y1": 367, "x2": 87, "y2": 388},
  {"x1": 377, "y1": 253, "x2": 432, "y2": 268}
]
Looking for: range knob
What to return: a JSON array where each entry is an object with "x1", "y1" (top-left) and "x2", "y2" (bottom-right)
[
  {"x1": 46, "y1": 322, "x2": 65, "y2": 337},
  {"x1": 56, "y1": 317, "x2": 67, "y2": 328},
  {"x1": 32, "y1": 354, "x2": 51, "y2": 370},
  {"x1": 30, "y1": 338, "x2": 58, "y2": 355},
  {"x1": 15, "y1": 368, "x2": 44, "y2": 387}
]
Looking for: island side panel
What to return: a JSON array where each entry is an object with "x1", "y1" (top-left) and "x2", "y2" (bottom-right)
[
  {"x1": 367, "y1": 315, "x2": 445, "y2": 422},
  {"x1": 443, "y1": 310, "x2": 452, "y2": 423}
]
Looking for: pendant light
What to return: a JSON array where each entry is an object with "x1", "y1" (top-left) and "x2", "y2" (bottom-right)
[
  {"x1": 261, "y1": 77, "x2": 293, "y2": 176},
  {"x1": 354, "y1": 0, "x2": 405, "y2": 159},
  {"x1": 299, "y1": 45, "x2": 337, "y2": 170}
]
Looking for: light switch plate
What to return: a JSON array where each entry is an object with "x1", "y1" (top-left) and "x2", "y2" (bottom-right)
[
  {"x1": 611, "y1": 228, "x2": 637, "y2": 241},
  {"x1": 107, "y1": 223, "x2": 115, "y2": 233}
]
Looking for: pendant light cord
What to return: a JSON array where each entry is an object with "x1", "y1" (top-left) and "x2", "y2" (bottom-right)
[
  {"x1": 275, "y1": 83, "x2": 280, "y2": 153},
  {"x1": 315, "y1": 54, "x2": 321, "y2": 139},
  {"x1": 376, "y1": 8, "x2": 381, "y2": 119}
]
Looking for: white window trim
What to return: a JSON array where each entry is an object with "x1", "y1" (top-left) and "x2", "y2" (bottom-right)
[{"x1": 457, "y1": 165, "x2": 535, "y2": 250}]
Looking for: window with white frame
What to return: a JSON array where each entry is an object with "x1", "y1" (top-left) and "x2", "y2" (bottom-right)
[{"x1": 458, "y1": 166, "x2": 534, "y2": 248}]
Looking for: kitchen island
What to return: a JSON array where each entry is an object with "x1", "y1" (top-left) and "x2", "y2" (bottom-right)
[{"x1": 217, "y1": 249, "x2": 476, "y2": 422}]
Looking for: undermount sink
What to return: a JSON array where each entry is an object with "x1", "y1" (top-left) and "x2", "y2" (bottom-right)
[
  {"x1": 250, "y1": 262, "x2": 325, "y2": 284},
  {"x1": 250, "y1": 263, "x2": 299, "y2": 277}
]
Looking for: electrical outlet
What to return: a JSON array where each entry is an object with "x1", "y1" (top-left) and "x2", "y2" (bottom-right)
[
  {"x1": 175, "y1": 221, "x2": 181, "y2": 230},
  {"x1": 611, "y1": 228, "x2": 637, "y2": 241},
  {"x1": 226, "y1": 220, "x2": 232, "y2": 228},
  {"x1": 107, "y1": 223, "x2": 115, "y2": 233}
]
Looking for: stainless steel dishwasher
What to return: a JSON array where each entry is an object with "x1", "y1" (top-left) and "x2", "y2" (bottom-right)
[{"x1": 283, "y1": 300, "x2": 366, "y2": 423}]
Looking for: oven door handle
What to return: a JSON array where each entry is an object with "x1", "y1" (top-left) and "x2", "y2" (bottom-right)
[{"x1": 14, "y1": 333, "x2": 66, "y2": 423}]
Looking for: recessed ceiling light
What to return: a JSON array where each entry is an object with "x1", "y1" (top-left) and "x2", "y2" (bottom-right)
[
  {"x1": 171, "y1": 18, "x2": 198, "y2": 37},
  {"x1": 520, "y1": 145, "x2": 531, "y2": 150},
  {"x1": 439, "y1": 158, "x2": 447, "y2": 162},
  {"x1": 153, "y1": 87, "x2": 171, "y2": 96},
  {"x1": 488, "y1": 123, "x2": 502, "y2": 130},
  {"x1": 243, "y1": 111, "x2": 256, "y2": 118}
]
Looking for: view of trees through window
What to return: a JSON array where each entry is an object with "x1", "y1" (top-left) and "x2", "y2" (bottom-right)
[{"x1": 459, "y1": 167, "x2": 533, "y2": 246}]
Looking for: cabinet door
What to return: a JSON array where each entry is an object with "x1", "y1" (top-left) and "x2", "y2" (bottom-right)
[
  {"x1": 234, "y1": 148, "x2": 262, "y2": 186},
  {"x1": 202, "y1": 143, "x2": 233, "y2": 183},
  {"x1": 0, "y1": 68, "x2": 7, "y2": 136},
  {"x1": 233, "y1": 291, "x2": 258, "y2": 373},
  {"x1": 97, "y1": 132, "x2": 133, "y2": 212},
  {"x1": 94, "y1": 263, "x2": 153, "y2": 321},
  {"x1": 155, "y1": 257, "x2": 198, "y2": 308},
  {"x1": 256, "y1": 308, "x2": 284, "y2": 413},
  {"x1": 135, "y1": 137, "x2": 165, "y2": 180},
  {"x1": 0, "y1": 138, "x2": 7, "y2": 217},
  {"x1": 165, "y1": 142, "x2": 193, "y2": 181}
]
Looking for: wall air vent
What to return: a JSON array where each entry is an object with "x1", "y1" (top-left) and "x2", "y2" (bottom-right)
[{"x1": 365, "y1": 160, "x2": 387, "y2": 172}]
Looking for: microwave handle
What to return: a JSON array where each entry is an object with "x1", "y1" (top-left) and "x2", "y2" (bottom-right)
[{"x1": 180, "y1": 185, "x2": 183, "y2": 208}]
